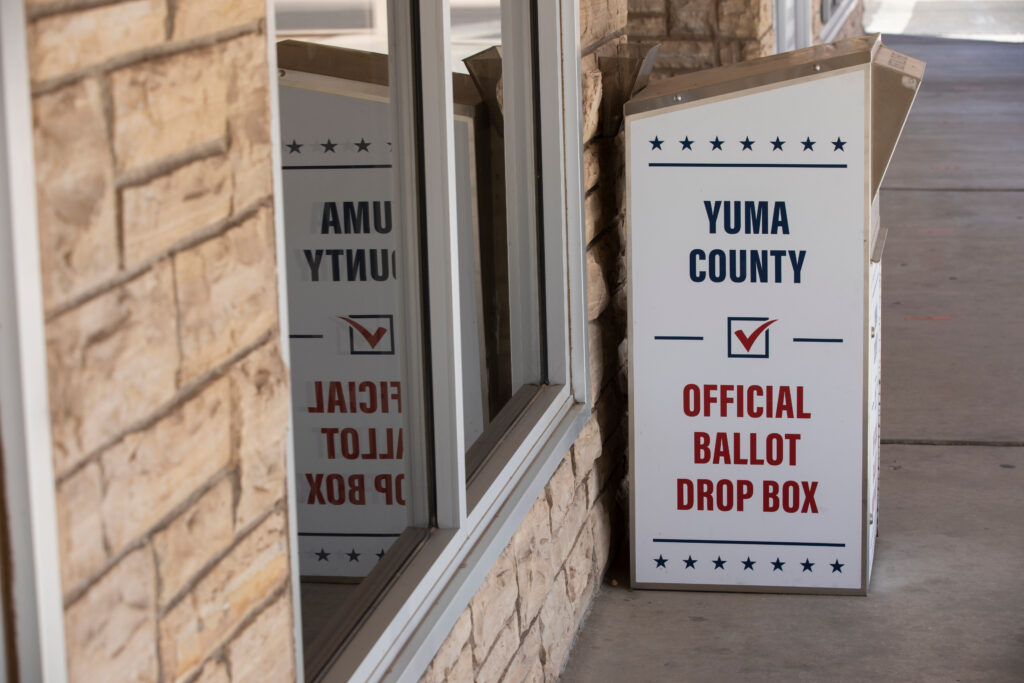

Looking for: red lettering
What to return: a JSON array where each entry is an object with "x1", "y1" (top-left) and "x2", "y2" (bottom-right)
[
  {"x1": 694, "y1": 432, "x2": 710, "y2": 463},
  {"x1": 306, "y1": 473, "x2": 325, "y2": 504}
]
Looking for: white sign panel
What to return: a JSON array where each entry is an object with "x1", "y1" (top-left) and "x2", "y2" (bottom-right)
[{"x1": 628, "y1": 68, "x2": 869, "y2": 592}]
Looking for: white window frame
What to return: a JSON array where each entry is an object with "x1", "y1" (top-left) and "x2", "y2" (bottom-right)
[
  {"x1": 265, "y1": 0, "x2": 589, "y2": 680},
  {"x1": 820, "y1": 0, "x2": 858, "y2": 42},
  {"x1": 0, "y1": 2, "x2": 69, "y2": 680}
]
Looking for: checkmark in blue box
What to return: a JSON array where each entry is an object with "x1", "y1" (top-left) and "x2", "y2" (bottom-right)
[{"x1": 728, "y1": 316, "x2": 777, "y2": 359}]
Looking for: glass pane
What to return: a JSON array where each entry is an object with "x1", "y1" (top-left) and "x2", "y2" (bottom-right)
[
  {"x1": 453, "y1": 1, "x2": 547, "y2": 478},
  {"x1": 275, "y1": 2, "x2": 426, "y2": 676}
]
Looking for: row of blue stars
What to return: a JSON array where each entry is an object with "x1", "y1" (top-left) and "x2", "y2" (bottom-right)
[
  {"x1": 315, "y1": 547, "x2": 387, "y2": 562},
  {"x1": 649, "y1": 136, "x2": 847, "y2": 151},
  {"x1": 286, "y1": 138, "x2": 389, "y2": 154},
  {"x1": 653, "y1": 554, "x2": 844, "y2": 573}
]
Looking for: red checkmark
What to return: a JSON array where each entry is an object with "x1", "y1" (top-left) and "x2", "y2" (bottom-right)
[
  {"x1": 734, "y1": 319, "x2": 777, "y2": 352},
  {"x1": 339, "y1": 317, "x2": 388, "y2": 349}
]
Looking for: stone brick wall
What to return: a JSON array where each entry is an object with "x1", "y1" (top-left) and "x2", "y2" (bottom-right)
[
  {"x1": 419, "y1": 2, "x2": 632, "y2": 681},
  {"x1": 24, "y1": 1, "x2": 295, "y2": 681},
  {"x1": 628, "y1": 0, "x2": 864, "y2": 79}
]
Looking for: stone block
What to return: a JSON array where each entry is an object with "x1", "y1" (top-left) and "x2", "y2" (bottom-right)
[
  {"x1": 563, "y1": 523, "x2": 595, "y2": 610},
  {"x1": 175, "y1": 209, "x2": 278, "y2": 382},
  {"x1": 428, "y1": 608, "x2": 472, "y2": 676},
  {"x1": 232, "y1": 341, "x2": 289, "y2": 526},
  {"x1": 32, "y1": 78, "x2": 117, "y2": 311},
  {"x1": 469, "y1": 545, "x2": 519, "y2": 664},
  {"x1": 173, "y1": 0, "x2": 265, "y2": 40},
  {"x1": 64, "y1": 547, "x2": 157, "y2": 683},
  {"x1": 56, "y1": 462, "x2": 105, "y2": 597},
  {"x1": 581, "y1": 69, "x2": 603, "y2": 145},
  {"x1": 511, "y1": 493, "x2": 555, "y2": 630},
  {"x1": 581, "y1": 0, "x2": 628, "y2": 52},
  {"x1": 668, "y1": 0, "x2": 717, "y2": 38},
  {"x1": 193, "y1": 660, "x2": 230, "y2": 683},
  {"x1": 586, "y1": 246, "x2": 610, "y2": 321},
  {"x1": 227, "y1": 593, "x2": 296, "y2": 682},
  {"x1": 420, "y1": 643, "x2": 472, "y2": 682},
  {"x1": 545, "y1": 454, "x2": 575, "y2": 533},
  {"x1": 501, "y1": 624, "x2": 543, "y2": 683},
  {"x1": 101, "y1": 378, "x2": 231, "y2": 554},
  {"x1": 159, "y1": 512, "x2": 289, "y2": 682},
  {"x1": 627, "y1": 13, "x2": 667, "y2": 39},
  {"x1": 583, "y1": 140, "x2": 601, "y2": 192},
  {"x1": 27, "y1": 0, "x2": 166, "y2": 83},
  {"x1": 111, "y1": 45, "x2": 228, "y2": 174},
  {"x1": 718, "y1": 0, "x2": 772, "y2": 38},
  {"x1": 655, "y1": 39, "x2": 717, "y2": 71},
  {"x1": 551, "y1": 478, "x2": 590, "y2": 568},
  {"x1": 222, "y1": 34, "x2": 274, "y2": 208},
  {"x1": 538, "y1": 571, "x2": 574, "y2": 682},
  {"x1": 572, "y1": 414, "x2": 602, "y2": 484},
  {"x1": 742, "y1": 31, "x2": 776, "y2": 61},
  {"x1": 584, "y1": 189, "x2": 605, "y2": 245},
  {"x1": 122, "y1": 154, "x2": 233, "y2": 268},
  {"x1": 590, "y1": 489, "x2": 617, "y2": 573},
  {"x1": 477, "y1": 618, "x2": 518, "y2": 681},
  {"x1": 629, "y1": 0, "x2": 666, "y2": 12},
  {"x1": 47, "y1": 262, "x2": 178, "y2": 474},
  {"x1": 153, "y1": 478, "x2": 235, "y2": 607}
]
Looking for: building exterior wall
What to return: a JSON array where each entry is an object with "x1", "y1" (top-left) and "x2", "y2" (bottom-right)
[
  {"x1": 628, "y1": 0, "x2": 864, "y2": 79},
  {"x1": 23, "y1": 1, "x2": 295, "y2": 681}
]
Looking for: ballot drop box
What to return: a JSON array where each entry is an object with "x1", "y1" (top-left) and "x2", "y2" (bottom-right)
[{"x1": 626, "y1": 35, "x2": 923, "y2": 594}]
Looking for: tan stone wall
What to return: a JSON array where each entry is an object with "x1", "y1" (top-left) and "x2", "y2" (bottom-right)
[
  {"x1": 629, "y1": 0, "x2": 864, "y2": 79},
  {"x1": 420, "y1": 2, "x2": 631, "y2": 681},
  {"x1": 24, "y1": 1, "x2": 294, "y2": 681},
  {"x1": 628, "y1": 0, "x2": 776, "y2": 79}
]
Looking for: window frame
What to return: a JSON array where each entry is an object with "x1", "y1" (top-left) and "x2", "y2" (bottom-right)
[
  {"x1": 0, "y1": 2, "x2": 70, "y2": 680},
  {"x1": 265, "y1": 0, "x2": 589, "y2": 680}
]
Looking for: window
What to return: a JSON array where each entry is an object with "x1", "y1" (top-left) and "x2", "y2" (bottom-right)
[
  {"x1": 820, "y1": 0, "x2": 857, "y2": 41},
  {"x1": 270, "y1": 1, "x2": 587, "y2": 679}
]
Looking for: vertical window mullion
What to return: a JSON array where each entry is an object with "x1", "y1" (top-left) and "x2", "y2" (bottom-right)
[{"x1": 413, "y1": 1, "x2": 467, "y2": 529}]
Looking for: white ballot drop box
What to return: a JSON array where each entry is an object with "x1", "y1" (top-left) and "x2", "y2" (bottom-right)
[{"x1": 626, "y1": 35, "x2": 924, "y2": 594}]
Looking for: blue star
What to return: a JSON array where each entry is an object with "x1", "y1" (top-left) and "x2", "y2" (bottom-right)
[
  {"x1": 347, "y1": 549, "x2": 361, "y2": 562},
  {"x1": 801, "y1": 558, "x2": 814, "y2": 572},
  {"x1": 713, "y1": 556, "x2": 726, "y2": 569},
  {"x1": 286, "y1": 140, "x2": 302, "y2": 153},
  {"x1": 315, "y1": 548, "x2": 330, "y2": 561},
  {"x1": 742, "y1": 556, "x2": 755, "y2": 570},
  {"x1": 770, "y1": 136, "x2": 785, "y2": 150},
  {"x1": 831, "y1": 559, "x2": 844, "y2": 573},
  {"x1": 832, "y1": 137, "x2": 846, "y2": 151},
  {"x1": 683, "y1": 555, "x2": 697, "y2": 569},
  {"x1": 355, "y1": 138, "x2": 371, "y2": 152},
  {"x1": 771, "y1": 557, "x2": 785, "y2": 571},
  {"x1": 710, "y1": 136, "x2": 724, "y2": 150},
  {"x1": 321, "y1": 139, "x2": 337, "y2": 152},
  {"x1": 801, "y1": 137, "x2": 816, "y2": 150},
  {"x1": 650, "y1": 136, "x2": 664, "y2": 150},
  {"x1": 679, "y1": 136, "x2": 694, "y2": 150},
  {"x1": 740, "y1": 136, "x2": 755, "y2": 150},
  {"x1": 655, "y1": 554, "x2": 668, "y2": 568}
]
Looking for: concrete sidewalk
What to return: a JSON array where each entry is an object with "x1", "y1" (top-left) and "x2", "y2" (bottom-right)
[{"x1": 561, "y1": 36, "x2": 1024, "y2": 682}]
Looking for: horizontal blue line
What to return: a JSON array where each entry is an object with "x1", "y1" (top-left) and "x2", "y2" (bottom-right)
[
  {"x1": 290, "y1": 334, "x2": 324, "y2": 339},
  {"x1": 655, "y1": 335, "x2": 704, "y2": 341},
  {"x1": 299, "y1": 532, "x2": 402, "y2": 538},
  {"x1": 649, "y1": 163, "x2": 847, "y2": 169},
  {"x1": 283, "y1": 164, "x2": 392, "y2": 170},
  {"x1": 793, "y1": 338, "x2": 844, "y2": 343},
  {"x1": 654, "y1": 538, "x2": 846, "y2": 547}
]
